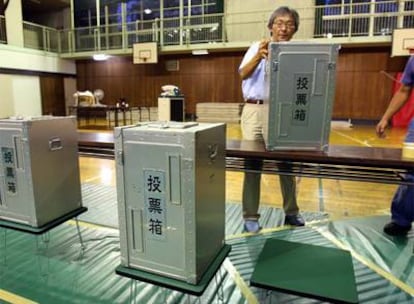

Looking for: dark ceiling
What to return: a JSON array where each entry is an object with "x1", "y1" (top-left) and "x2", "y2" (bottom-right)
[{"x1": 23, "y1": 0, "x2": 70, "y2": 15}]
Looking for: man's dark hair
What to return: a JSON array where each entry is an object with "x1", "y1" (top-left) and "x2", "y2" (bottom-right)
[{"x1": 267, "y1": 6, "x2": 300, "y2": 33}]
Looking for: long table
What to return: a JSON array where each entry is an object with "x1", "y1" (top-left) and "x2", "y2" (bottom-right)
[
  {"x1": 69, "y1": 106, "x2": 132, "y2": 127},
  {"x1": 78, "y1": 132, "x2": 414, "y2": 185},
  {"x1": 226, "y1": 139, "x2": 413, "y2": 185}
]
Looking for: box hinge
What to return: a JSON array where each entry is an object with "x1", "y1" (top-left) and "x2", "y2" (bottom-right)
[
  {"x1": 117, "y1": 150, "x2": 124, "y2": 166},
  {"x1": 272, "y1": 61, "x2": 279, "y2": 71}
]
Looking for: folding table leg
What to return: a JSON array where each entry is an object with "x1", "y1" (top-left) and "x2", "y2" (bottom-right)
[
  {"x1": 0, "y1": 228, "x2": 6, "y2": 265},
  {"x1": 75, "y1": 217, "x2": 85, "y2": 251}
]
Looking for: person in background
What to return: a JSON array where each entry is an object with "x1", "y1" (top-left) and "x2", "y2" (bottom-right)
[
  {"x1": 376, "y1": 55, "x2": 414, "y2": 236},
  {"x1": 238, "y1": 6, "x2": 304, "y2": 233}
]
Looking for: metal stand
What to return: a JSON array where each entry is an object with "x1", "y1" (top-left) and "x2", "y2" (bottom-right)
[
  {"x1": 116, "y1": 244, "x2": 231, "y2": 304},
  {"x1": 0, "y1": 207, "x2": 88, "y2": 267}
]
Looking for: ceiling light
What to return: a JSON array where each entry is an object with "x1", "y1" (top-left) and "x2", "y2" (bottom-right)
[
  {"x1": 93, "y1": 53, "x2": 110, "y2": 61},
  {"x1": 144, "y1": 8, "x2": 152, "y2": 14},
  {"x1": 192, "y1": 49, "x2": 209, "y2": 55}
]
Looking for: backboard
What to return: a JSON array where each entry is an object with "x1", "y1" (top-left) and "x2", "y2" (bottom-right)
[
  {"x1": 133, "y1": 42, "x2": 158, "y2": 64},
  {"x1": 392, "y1": 28, "x2": 414, "y2": 57}
]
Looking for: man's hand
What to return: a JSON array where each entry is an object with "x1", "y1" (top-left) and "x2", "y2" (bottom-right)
[
  {"x1": 375, "y1": 84, "x2": 412, "y2": 138},
  {"x1": 376, "y1": 119, "x2": 388, "y2": 138},
  {"x1": 257, "y1": 39, "x2": 270, "y2": 59}
]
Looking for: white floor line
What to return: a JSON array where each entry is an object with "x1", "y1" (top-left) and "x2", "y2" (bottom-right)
[{"x1": 332, "y1": 130, "x2": 373, "y2": 147}]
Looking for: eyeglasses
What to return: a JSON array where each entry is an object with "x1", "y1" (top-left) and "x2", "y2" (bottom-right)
[{"x1": 273, "y1": 21, "x2": 295, "y2": 30}]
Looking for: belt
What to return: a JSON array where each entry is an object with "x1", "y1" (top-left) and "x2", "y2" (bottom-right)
[{"x1": 245, "y1": 99, "x2": 264, "y2": 105}]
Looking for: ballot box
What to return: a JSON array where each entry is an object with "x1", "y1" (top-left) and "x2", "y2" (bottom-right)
[
  {"x1": 263, "y1": 42, "x2": 340, "y2": 151},
  {"x1": 0, "y1": 116, "x2": 82, "y2": 227},
  {"x1": 114, "y1": 121, "x2": 226, "y2": 284}
]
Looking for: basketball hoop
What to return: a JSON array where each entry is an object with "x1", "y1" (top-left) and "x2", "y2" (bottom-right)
[{"x1": 406, "y1": 46, "x2": 414, "y2": 55}]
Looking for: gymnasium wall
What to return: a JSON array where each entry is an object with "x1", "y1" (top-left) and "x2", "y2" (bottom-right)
[{"x1": 76, "y1": 46, "x2": 409, "y2": 120}]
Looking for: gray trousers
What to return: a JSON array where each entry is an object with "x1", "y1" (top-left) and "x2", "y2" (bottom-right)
[
  {"x1": 242, "y1": 170, "x2": 299, "y2": 220},
  {"x1": 241, "y1": 103, "x2": 299, "y2": 220}
]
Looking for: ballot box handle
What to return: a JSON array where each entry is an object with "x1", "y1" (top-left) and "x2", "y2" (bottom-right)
[
  {"x1": 49, "y1": 137, "x2": 63, "y2": 151},
  {"x1": 13, "y1": 136, "x2": 24, "y2": 170},
  {"x1": 168, "y1": 154, "x2": 182, "y2": 205}
]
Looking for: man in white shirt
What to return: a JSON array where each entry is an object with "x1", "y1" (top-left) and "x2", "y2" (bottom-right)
[{"x1": 238, "y1": 6, "x2": 304, "y2": 233}]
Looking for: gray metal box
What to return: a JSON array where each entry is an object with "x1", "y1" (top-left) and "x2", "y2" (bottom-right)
[
  {"x1": 263, "y1": 42, "x2": 340, "y2": 151},
  {"x1": 115, "y1": 121, "x2": 226, "y2": 284},
  {"x1": 0, "y1": 116, "x2": 82, "y2": 227}
]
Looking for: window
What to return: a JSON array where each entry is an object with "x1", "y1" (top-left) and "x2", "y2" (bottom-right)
[
  {"x1": 73, "y1": 0, "x2": 224, "y2": 47},
  {"x1": 314, "y1": 0, "x2": 414, "y2": 38}
]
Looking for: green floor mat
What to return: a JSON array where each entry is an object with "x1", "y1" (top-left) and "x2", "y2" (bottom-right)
[{"x1": 250, "y1": 238, "x2": 358, "y2": 303}]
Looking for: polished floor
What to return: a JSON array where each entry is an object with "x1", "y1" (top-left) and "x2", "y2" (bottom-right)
[{"x1": 79, "y1": 120, "x2": 408, "y2": 221}]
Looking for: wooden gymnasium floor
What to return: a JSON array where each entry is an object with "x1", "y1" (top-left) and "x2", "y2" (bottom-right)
[{"x1": 78, "y1": 119, "x2": 408, "y2": 222}]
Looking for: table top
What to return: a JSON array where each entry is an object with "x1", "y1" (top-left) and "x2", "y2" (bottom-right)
[
  {"x1": 70, "y1": 105, "x2": 131, "y2": 111},
  {"x1": 78, "y1": 131, "x2": 414, "y2": 170},
  {"x1": 226, "y1": 139, "x2": 413, "y2": 170},
  {"x1": 78, "y1": 131, "x2": 115, "y2": 148}
]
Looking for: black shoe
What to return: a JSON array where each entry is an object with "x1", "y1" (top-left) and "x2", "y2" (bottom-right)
[
  {"x1": 285, "y1": 214, "x2": 305, "y2": 226},
  {"x1": 383, "y1": 222, "x2": 411, "y2": 236}
]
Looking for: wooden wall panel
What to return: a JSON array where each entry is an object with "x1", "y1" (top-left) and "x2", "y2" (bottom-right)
[
  {"x1": 40, "y1": 75, "x2": 65, "y2": 116},
  {"x1": 332, "y1": 72, "x2": 352, "y2": 117},
  {"x1": 332, "y1": 46, "x2": 408, "y2": 120},
  {"x1": 77, "y1": 52, "x2": 245, "y2": 116},
  {"x1": 76, "y1": 47, "x2": 410, "y2": 120}
]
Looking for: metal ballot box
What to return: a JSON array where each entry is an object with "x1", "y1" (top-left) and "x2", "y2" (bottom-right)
[
  {"x1": 115, "y1": 122, "x2": 226, "y2": 284},
  {"x1": 0, "y1": 116, "x2": 82, "y2": 227},
  {"x1": 263, "y1": 42, "x2": 340, "y2": 151}
]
